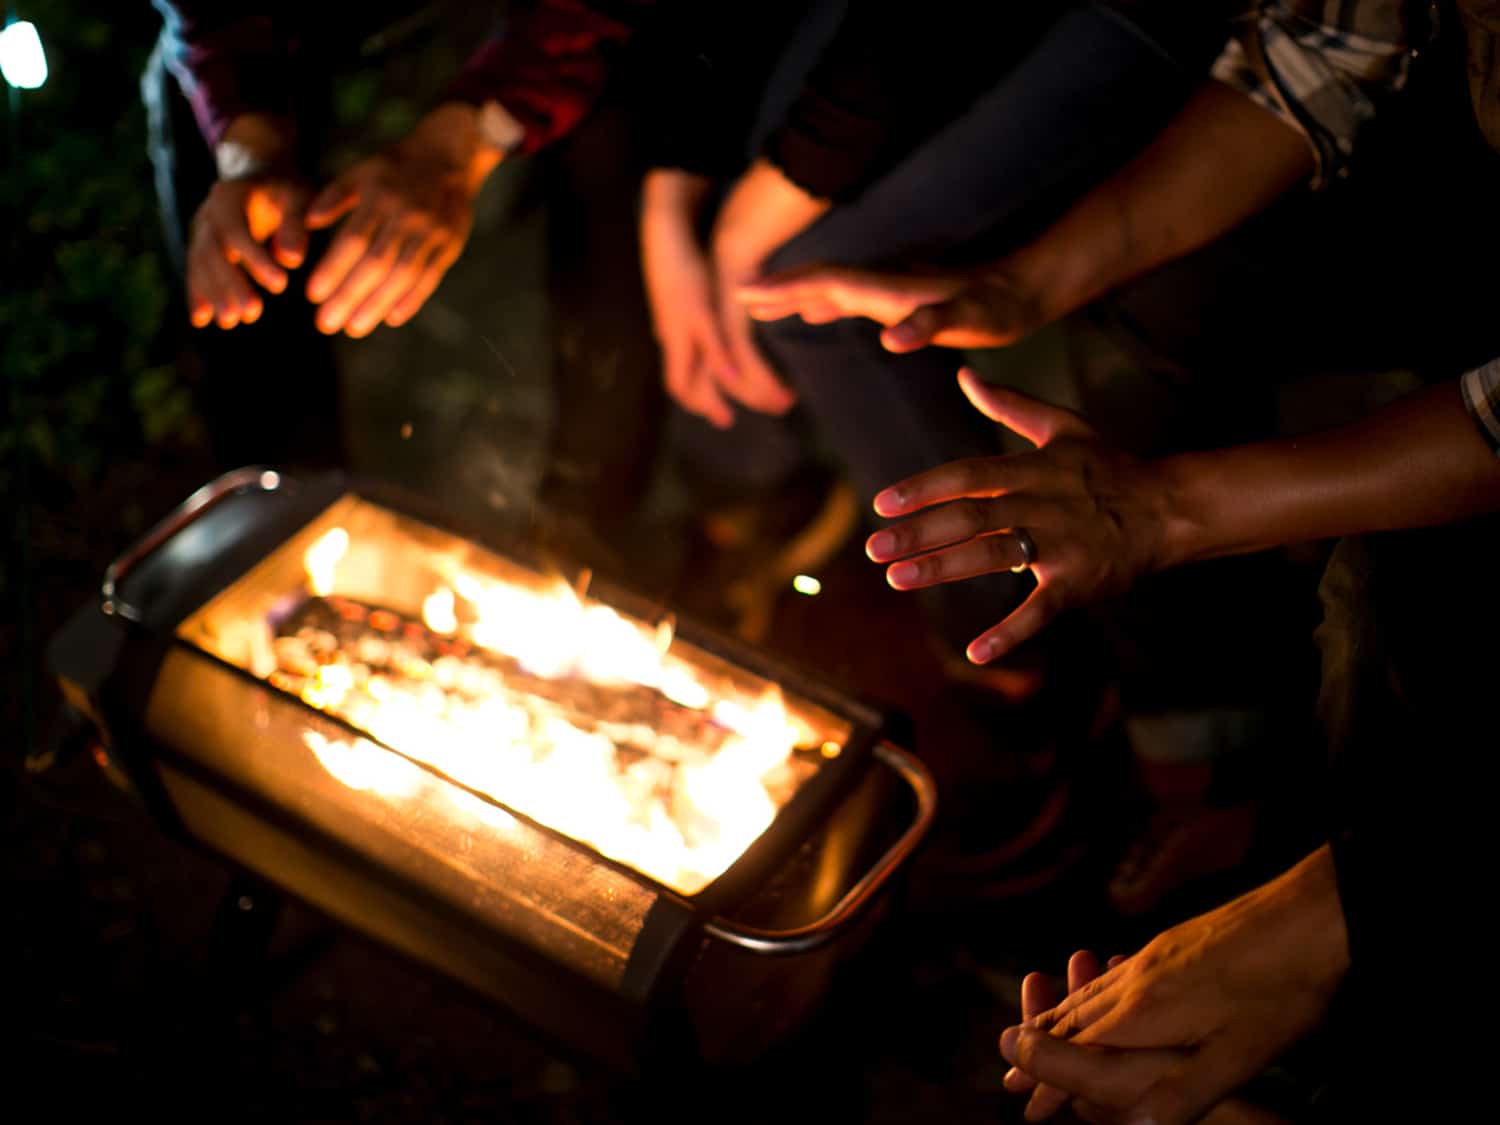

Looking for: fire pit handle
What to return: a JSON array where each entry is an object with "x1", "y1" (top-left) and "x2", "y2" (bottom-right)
[
  {"x1": 702, "y1": 741, "x2": 936, "y2": 956},
  {"x1": 101, "y1": 466, "x2": 287, "y2": 623}
]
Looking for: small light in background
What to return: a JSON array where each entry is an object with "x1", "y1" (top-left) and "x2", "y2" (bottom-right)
[
  {"x1": 792, "y1": 574, "x2": 821, "y2": 596},
  {"x1": 259, "y1": 470, "x2": 281, "y2": 491},
  {"x1": 0, "y1": 20, "x2": 47, "y2": 90}
]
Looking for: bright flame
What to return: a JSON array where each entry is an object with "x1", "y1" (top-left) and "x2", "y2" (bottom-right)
[
  {"x1": 0, "y1": 21, "x2": 47, "y2": 90},
  {"x1": 422, "y1": 587, "x2": 458, "y2": 635},
  {"x1": 303, "y1": 527, "x2": 349, "y2": 597},
  {"x1": 274, "y1": 528, "x2": 835, "y2": 894},
  {"x1": 792, "y1": 574, "x2": 822, "y2": 596}
]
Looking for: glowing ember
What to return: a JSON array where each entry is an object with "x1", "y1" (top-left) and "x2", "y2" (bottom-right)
[{"x1": 214, "y1": 521, "x2": 841, "y2": 895}]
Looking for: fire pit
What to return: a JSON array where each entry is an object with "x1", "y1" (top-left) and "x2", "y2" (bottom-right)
[{"x1": 50, "y1": 467, "x2": 935, "y2": 1070}]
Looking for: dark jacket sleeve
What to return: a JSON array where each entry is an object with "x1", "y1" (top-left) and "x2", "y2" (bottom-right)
[
  {"x1": 762, "y1": 3, "x2": 1051, "y2": 202},
  {"x1": 150, "y1": 1, "x2": 296, "y2": 146}
]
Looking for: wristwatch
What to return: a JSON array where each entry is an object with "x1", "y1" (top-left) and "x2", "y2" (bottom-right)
[{"x1": 477, "y1": 99, "x2": 527, "y2": 158}]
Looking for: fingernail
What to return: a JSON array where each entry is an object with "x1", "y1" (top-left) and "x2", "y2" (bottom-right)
[
  {"x1": 886, "y1": 561, "x2": 919, "y2": 588},
  {"x1": 968, "y1": 638, "x2": 995, "y2": 664},
  {"x1": 866, "y1": 531, "x2": 895, "y2": 559},
  {"x1": 873, "y1": 488, "x2": 903, "y2": 514},
  {"x1": 998, "y1": 1026, "x2": 1020, "y2": 1062}
]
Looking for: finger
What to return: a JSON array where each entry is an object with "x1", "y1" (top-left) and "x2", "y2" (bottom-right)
[
  {"x1": 663, "y1": 339, "x2": 731, "y2": 429},
  {"x1": 879, "y1": 302, "x2": 954, "y2": 352},
  {"x1": 1108, "y1": 956, "x2": 1127, "y2": 970},
  {"x1": 195, "y1": 247, "x2": 261, "y2": 329},
  {"x1": 305, "y1": 204, "x2": 380, "y2": 304},
  {"x1": 966, "y1": 585, "x2": 1062, "y2": 665},
  {"x1": 695, "y1": 308, "x2": 738, "y2": 384},
  {"x1": 1022, "y1": 952, "x2": 1107, "y2": 1119},
  {"x1": 737, "y1": 265, "x2": 956, "y2": 327},
  {"x1": 884, "y1": 532, "x2": 1038, "y2": 591},
  {"x1": 218, "y1": 224, "x2": 288, "y2": 294},
  {"x1": 1069, "y1": 950, "x2": 1104, "y2": 995},
  {"x1": 383, "y1": 239, "x2": 461, "y2": 327},
  {"x1": 1029, "y1": 956, "x2": 1132, "y2": 1034},
  {"x1": 872, "y1": 455, "x2": 1035, "y2": 517},
  {"x1": 1007, "y1": 1029, "x2": 1188, "y2": 1120},
  {"x1": 270, "y1": 200, "x2": 308, "y2": 269},
  {"x1": 186, "y1": 259, "x2": 219, "y2": 328},
  {"x1": 720, "y1": 334, "x2": 796, "y2": 415},
  {"x1": 957, "y1": 366, "x2": 1094, "y2": 446},
  {"x1": 304, "y1": 175, "x2": 360, "y2": 230},
  {"x1": 312, "y1": 221, "x2": 398, "y2": 333},
  {"x1": 345, "y1": 232, "x2": 434, "y2": 337},
  {"x1": 1006, "y1": 973, "x2": 1062, "y2": 1095},
  {"x1": 866, "y1": 496, "x2": 1044, "y2": 563}
]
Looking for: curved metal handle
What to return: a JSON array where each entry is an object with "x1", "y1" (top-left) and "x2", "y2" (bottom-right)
[
  {"x1": 101, "y1": 466, "x2": 285, "y2": 623},
  {"x1": 703, "y1": 741, "x2": 936, "y2": 956}
]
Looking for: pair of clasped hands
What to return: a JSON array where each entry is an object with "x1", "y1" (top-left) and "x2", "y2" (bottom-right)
[{"x1": 187, "y1": 106, "x2": 493, "y2": 339}]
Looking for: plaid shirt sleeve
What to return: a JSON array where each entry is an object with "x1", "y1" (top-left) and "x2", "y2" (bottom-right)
[
  {"x1": 1211, "y1": 1, "x2": 1416, "y2": 187},
  {"x1": 1461, "y1": 359, "x2": 1500, "y2": 454}
]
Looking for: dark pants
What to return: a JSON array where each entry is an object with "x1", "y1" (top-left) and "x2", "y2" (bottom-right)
[{"x1": 1313, "y1": 515, "x2": 1498, "y2": 1114}]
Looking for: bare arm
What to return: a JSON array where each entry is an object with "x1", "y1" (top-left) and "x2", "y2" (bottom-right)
[
  {"x1": 1009, "y1": 81, "x2": 1315, "y2": 326},
  {"x1": 1159, "y1": 380, "x2": 1500, "y2": 567},
  {"x1": 869, "y1": 372, "x2": 1500, "y2": 664},
  {"x1": 740, "y1": 82, "x2": 1315, "y2": 348}
]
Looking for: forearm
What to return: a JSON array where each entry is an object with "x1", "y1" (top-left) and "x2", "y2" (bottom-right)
[
  {"x1": 1007, "y1": 82, "x2": 1314, "y2": 323},
  {"x1": 1156, "y1": 380, "x2": 1500, "y2": 568}
]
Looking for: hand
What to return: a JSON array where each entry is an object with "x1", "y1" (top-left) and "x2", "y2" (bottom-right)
[
  {"x1": 704, "y1": 160, "x2": 830, "y2": 418},
  {"x1": 303, "y1": 103, "x2": 500, "y2": 337},
  {"x1": 639, "y1": 170, "x2": 736, "y2": 428},
  {"x1": 999, "y1": 848, "x2": 1347, "y2": 1125},
  {"x1": 737, "y1": 261, "x2": 1044, "y2": 352},
  {"x1": 865, "y1": 368, "x2": 1175, "y2": 664},
  {"x1": 187, "y1": 177, "x2": 310, "y2": 329}
]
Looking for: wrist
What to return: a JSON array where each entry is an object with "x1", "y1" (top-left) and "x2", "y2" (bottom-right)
[
  {"x1": 1146, "y1": 452, "x2": 1217, "y2": 570},
  {"x1": 642, "y1": 168, "x2": 714, "y2": 222},
  {"x1": 1275, "y1": 846, "x2": 1351, "y2": 996},
  {"x1": 402, "y1": 102, "x2": 503, "y2": 194},
  {"x1": 215, "y1": 114, "x2": 296, "y2": 181}
]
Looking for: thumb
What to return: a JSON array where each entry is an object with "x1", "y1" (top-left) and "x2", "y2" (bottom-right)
[
  {"x1": 879, "y1": 300, "x2": 959, "y2": 353},
  {"x1": 956, "y1": 367, "x2": 1094, "y2": 447},
  {"x1": 305, "y1": 174, "x2": 359, "y2": 229},
  {"x1": 266, "y1": 184, "x2": 308, "y2": 268}
]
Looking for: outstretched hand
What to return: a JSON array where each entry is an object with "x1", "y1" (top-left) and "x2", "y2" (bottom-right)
[
  {"x1": 867, "y1": 368, "x2": 1173, "y2": 664},
  {"x1": 302, "y1": 104, "x2": 497, "y2": 337},
  {"x1": 187, "y1": 176, "x2": 310, "y2": 329},
  {"x1": 737, "y1": 262, "x2": 1043, "y2": 352}
]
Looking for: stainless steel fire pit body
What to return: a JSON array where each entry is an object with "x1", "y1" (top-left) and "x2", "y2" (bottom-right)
[{"x1": 51, "y1": 468, "x2": 936, "y2": 1072}]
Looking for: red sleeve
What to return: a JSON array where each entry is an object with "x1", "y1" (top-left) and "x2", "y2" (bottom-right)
[{"x1": 444, "y1": 0, "x2": 642, "y2": 154}]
